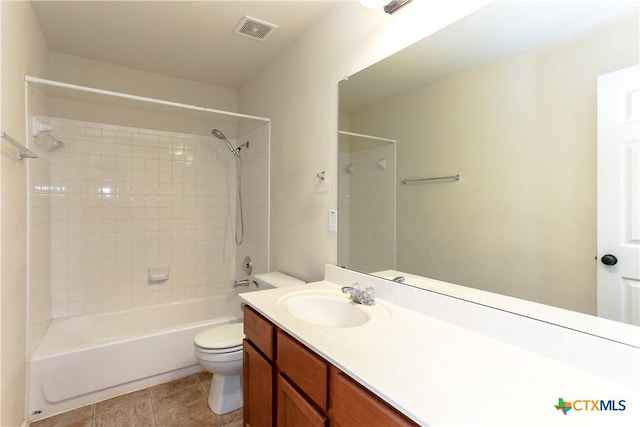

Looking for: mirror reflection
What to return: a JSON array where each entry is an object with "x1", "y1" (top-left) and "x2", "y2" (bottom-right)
[{"x1": 338, "y1": 2, "x2": 639, "y2": 332}]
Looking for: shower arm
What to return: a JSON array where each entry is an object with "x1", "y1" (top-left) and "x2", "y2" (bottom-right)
[
  {"x1": 211, "y1": 129, "x2": 246, "y2": 158},
  {"x1": 237, "y1": 141, "x2": 249, "y2": 152}
]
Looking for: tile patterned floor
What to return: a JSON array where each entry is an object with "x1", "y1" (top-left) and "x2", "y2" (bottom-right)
[{"x1": 30, "y1": 372, "x2": 242, "y2": 427}]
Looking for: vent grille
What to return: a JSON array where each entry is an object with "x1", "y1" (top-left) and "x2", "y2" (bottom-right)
[{"x1": 234, "y1": 16, "x2": 278, "y2": 42}]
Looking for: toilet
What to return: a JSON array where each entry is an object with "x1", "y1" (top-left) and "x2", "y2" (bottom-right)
[
  {"x1": 194, "y1": 323, "x2": 244, "y2": 414},
  {"x1": 194, "y1": 272, "x2": 304, "y2": 414}
]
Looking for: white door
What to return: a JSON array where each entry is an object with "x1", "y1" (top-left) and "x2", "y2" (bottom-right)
[{"x1": 597, "y1": 64, "x2": 640, "y2": 326}]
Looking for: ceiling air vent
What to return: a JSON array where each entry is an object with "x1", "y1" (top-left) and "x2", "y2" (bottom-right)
[{"x1": 234, "y1": 15, "x2": 278, "y2": 42}]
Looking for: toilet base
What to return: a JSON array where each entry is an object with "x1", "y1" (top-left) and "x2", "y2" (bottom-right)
[{"x1": 207, "y1": 373, "x2": 243, "y2": 414}]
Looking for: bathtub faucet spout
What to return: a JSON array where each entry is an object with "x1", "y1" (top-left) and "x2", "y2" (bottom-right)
[{"x1": 233, "y1": 279, "x2": 250, "y2": 288}]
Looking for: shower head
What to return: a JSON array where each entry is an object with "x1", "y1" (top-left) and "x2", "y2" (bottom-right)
[
  {"x1": 211, "y1": 129, "x2": 226, "y2": 140},
  {"x1": 212, "y1": 129, "x2": 240, "y2": 157}
]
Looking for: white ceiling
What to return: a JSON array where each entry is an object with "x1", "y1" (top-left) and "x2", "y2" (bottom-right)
[{"x1": 30, "y1": 1, "x2": 340, "y2": 89}]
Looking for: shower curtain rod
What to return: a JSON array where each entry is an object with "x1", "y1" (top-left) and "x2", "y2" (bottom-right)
[{"x1": 24, "y1": 76, "x2": 270, "y2": 123}]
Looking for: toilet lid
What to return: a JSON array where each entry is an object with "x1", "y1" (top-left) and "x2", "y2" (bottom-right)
[{"x1": 194, "y1": 323, "x2": 244, "y2": 350}]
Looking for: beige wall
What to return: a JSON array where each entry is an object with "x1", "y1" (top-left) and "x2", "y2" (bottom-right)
[
  {"x1": 346, "y1": 10, "x2": 639, "y2": 315},
  {"x1": 240, "y1": 0, "x2": 491, "y2": 282},
  {"x1": 1, "y1": 2, "x2": 48, "y2": 425}
]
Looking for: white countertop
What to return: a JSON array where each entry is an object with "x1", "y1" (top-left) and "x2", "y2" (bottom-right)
[{"x1": 240, "y1": 279, "x2": 640, "y2": 427}]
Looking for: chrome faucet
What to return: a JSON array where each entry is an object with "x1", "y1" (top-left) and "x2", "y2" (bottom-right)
[
  {"x1": 341, "y1": 283, "x2": 375, "y2": 306},
  {"x1": 233, "y1": 279, "x2": 250, "y2": 288},
  {"x1": 391, "y1": 276, "x2": 405, "y2": 283}
]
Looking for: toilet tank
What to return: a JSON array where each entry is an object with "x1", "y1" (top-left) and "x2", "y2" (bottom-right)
[{"x1": 252, "y1": 272, "x2": 305, "y2": 289}]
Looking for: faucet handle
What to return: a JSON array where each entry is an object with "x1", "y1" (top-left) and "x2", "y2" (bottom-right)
[
  {"x1": 363, "y1": 287, "x2": 376, "y2": 305},
  {"x1": 364, "y1": 287, "x2": 375, "y2": 299}
]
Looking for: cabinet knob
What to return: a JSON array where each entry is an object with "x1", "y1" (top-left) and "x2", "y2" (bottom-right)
[{"x1": 601, "y1": 254, "x2": 618, "y2": 266}]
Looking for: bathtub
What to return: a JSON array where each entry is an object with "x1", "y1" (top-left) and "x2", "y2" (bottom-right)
[{"x1": 29, "y1": 294, "x2": 242, "y2": 420}]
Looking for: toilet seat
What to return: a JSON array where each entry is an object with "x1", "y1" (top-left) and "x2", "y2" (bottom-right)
[
  {"x1": 194, "y1": 323, "x2": 244, "y2": 354},
  {"x1": 195, "y1": 344, "x2": 242, "y2": 354}
]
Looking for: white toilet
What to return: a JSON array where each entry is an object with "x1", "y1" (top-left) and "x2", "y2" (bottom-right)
[
  {"x1": 194, "y1": 272, "x2": 304, "y2": 414},
  {"x1": 194, "y1": 323, "x2": 245, "y2": 414}
]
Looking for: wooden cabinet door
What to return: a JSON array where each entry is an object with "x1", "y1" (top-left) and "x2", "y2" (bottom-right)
[
  {"x1": 330, "y1": 367, "x2": 417, "y2": 427},
  {"x1": 276, "y1": 330, "x2": 328, "y2": 410},
  {"x1": 244, "y1": 339, "x2": 273, "y2": 427},
  {"x1": 277, "y1": 374, "x2": 328, "y2": 427}
]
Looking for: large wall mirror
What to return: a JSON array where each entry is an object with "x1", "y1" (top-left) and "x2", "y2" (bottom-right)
[{"x1": 338, "y1": 1, "x2": 639, "y2": 345}]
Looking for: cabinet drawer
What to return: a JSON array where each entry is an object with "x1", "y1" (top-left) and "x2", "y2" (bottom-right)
[
  {"x1": 244, "y1": 305, "x2": 275, "y2": 361},
  {"x1": 276, "y1": 330, "x2": 328, "y2": 410},
  {"x1": 330, "y1": 367, "x2": 418, "y2": 427}
]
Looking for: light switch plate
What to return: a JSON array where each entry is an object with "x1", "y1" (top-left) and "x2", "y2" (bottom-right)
[{"x1": 329, "y1": 209, "x2": 338, "y2": 232}]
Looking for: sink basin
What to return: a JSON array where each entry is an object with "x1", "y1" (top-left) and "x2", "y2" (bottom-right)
[{"x1": 277, "y1": 290, "x2": 389, "y2": 328}]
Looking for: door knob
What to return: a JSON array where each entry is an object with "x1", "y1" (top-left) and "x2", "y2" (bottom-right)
[{"x1": 601, "y1": 254, "x2": 618, "y2": 266}]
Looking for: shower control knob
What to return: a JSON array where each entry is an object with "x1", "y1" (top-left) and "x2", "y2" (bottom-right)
[
  {"x1": 601, "y1": 254, "x2": 618, "y2": 266},
  {"x1": 242, "y1": 256, "x2": 253, "y2": 275}
]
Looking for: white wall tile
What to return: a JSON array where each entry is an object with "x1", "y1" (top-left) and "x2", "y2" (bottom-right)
[
  {"x1": 44, "y1": 117, "x2": 258, "y2": 317},
  {"x1": 27, "y1": 117, "x2": 270, "y2": 322}
]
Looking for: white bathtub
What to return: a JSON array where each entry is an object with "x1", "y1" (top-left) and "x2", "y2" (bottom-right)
[{"x1": 29, "y1": 294, "x2": 242, "y2": 420}]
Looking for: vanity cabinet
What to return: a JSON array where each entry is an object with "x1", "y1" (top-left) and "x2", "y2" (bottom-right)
[
  {"x1": 243, "y1": 305, "x2": 416, "y2": 427},
  {"x1": 243, "y1": 306, "x2": 275, "y2": 427}
]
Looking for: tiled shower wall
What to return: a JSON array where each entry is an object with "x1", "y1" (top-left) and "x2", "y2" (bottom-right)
[
  {"x1": 338, "y1": 141, "x2": 396, "y2": 272},
  {"x1": 47, "y1": 118, "x2": 241, "y2": 318},
  {"x1": 233, "y1": 126, "x2": 269, "y2": 279},
  {"x1": 28, "y1": 132, "x2": 53, "y2": 353}
]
